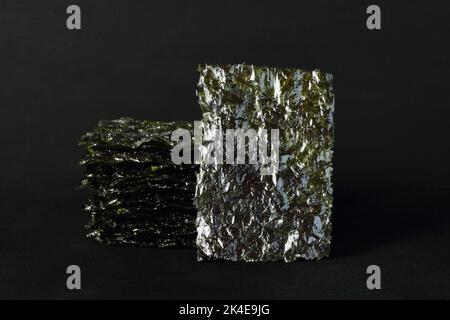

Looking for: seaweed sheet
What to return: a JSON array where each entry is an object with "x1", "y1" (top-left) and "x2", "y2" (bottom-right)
[
  {"x1": 80, "y1": 118, "x2": 197, "y2": 247},
  {"x1": 195, "y1": 64, "x2": 335, "y2": 261}
]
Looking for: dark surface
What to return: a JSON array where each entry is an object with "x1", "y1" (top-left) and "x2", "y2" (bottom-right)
[{"x1": 1, "y1": 0, "x2": 449, "y2": 299}]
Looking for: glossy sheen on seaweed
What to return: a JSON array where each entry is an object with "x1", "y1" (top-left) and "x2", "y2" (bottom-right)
[
  {"x1": 80, "y1": 118, "x2": 197, "y2": 247},
  {"x1": 195, "y1": 64, "x2": 335, "y2": 261}
]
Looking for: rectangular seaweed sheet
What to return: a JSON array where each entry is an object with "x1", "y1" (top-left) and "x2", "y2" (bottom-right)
[{"x1": 195, "y1": 64, "x2": 335, "y2": 261}]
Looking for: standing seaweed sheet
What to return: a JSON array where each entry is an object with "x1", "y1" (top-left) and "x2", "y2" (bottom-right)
[
  {"x1": 195, "y1": 64, "x2": 335, "y2": 261},
  {"x1": 80, "y1": 118, "x2": 197, "y2": 247}
]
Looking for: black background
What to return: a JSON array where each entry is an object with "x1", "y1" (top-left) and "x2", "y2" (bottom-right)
[{"x1": 1, "y1": 0, "x2": 449, "y2": 299}]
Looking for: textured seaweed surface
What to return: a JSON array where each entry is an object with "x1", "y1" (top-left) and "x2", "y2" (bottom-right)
[
  {"x1": 195, "y1": 64, "x2": 335, "y2": 261},
  {"x1": 80, "y1": 118, "x2": 197, "y2": 247}
]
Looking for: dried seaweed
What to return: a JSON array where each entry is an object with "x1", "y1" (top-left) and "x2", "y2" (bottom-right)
[
  {"x1": 80, "y1": 118, "x2": 197, "y2": 247},
  {"x1": 195, "y1": 64, "x2": 335, "y2": 261}
]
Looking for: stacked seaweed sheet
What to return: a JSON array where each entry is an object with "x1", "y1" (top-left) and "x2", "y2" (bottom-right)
[
  {"x1": 195, "y1": 64, "x2": 335, "y2": 261},
  {"x1": 80, "y1": 118, "x2": 197, "y2": 247}
]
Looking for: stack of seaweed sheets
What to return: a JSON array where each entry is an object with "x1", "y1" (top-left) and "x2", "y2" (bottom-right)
[{"x1": 80, "y1": 118, "x2": 197, "y2": 247}]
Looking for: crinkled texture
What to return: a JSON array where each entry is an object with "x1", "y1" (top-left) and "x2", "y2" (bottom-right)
[
  {"x1": 80, "y1": 118, "x2": 197, "y2": 248},
  {"x1": 195, "y1": 64, "x2": 335, "y2": 261}
]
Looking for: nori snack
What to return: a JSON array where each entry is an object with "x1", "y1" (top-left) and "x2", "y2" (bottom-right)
[
  {"x1": 80, "y1": 118, "x2": 197, "y2": 247},
  {"x1": 195, "y1": 64, "x2": 335, "y2": 261}
]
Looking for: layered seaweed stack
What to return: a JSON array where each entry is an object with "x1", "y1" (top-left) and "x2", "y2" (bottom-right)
[{"x1": 80, "y1": 118, "x2": 196, "y2": 247}]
